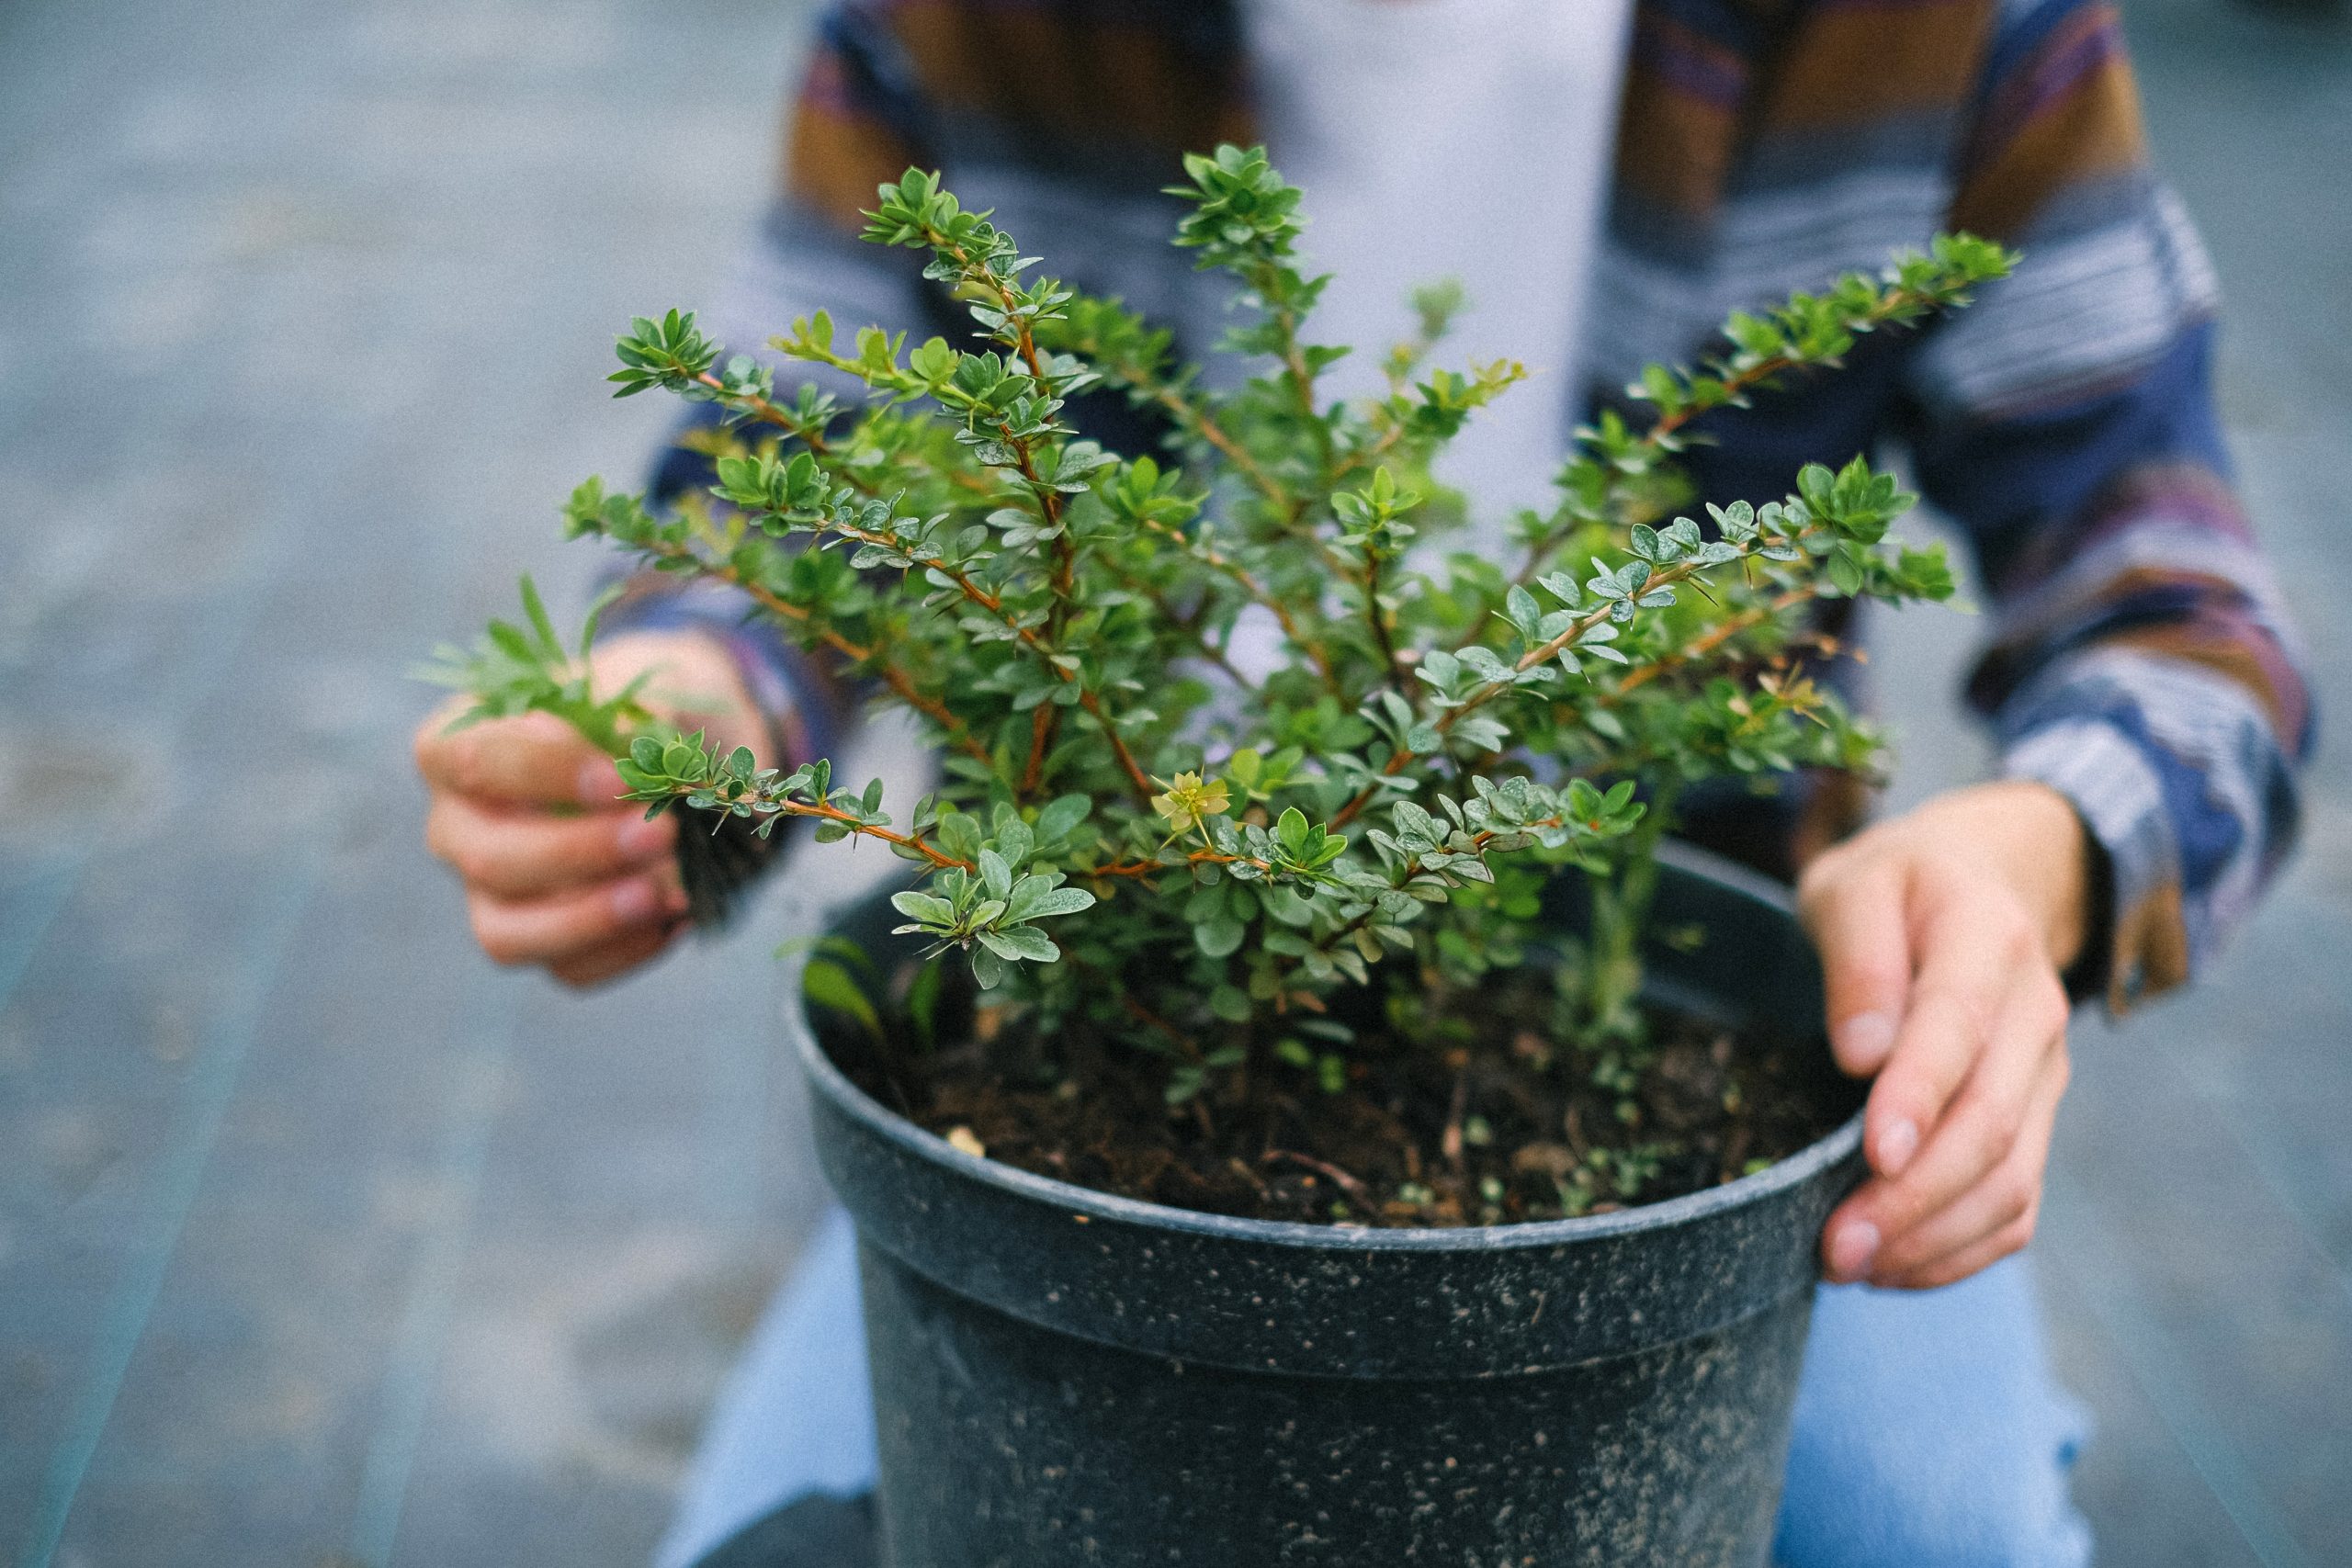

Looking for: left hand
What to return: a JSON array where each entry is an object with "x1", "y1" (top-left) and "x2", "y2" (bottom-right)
[
  {"x1": 1796, "y1": 780, "x2": 2092, "y2": 1291},
  {"x1": 417, "y1": 629, "x2": 768, "y2": 989}
]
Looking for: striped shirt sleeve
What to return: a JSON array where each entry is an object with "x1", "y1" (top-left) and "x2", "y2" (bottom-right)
[
  {"x1": 593, "y1": 6, "x2": 946, "y2": 767},
  {"x1": 1902, "y1": 0, "x2": 2312, "y2": 1009},
  {"x1": 595, "y1": 0, "x2": 1248, "y2": 765}
]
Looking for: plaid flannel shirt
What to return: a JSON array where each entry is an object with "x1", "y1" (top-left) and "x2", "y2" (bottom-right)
[{"x1": 602, "y1": 0, "x2": 2312, "y2": 1010}]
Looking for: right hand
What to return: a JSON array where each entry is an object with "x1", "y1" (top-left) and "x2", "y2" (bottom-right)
[{"x1": 415, "y1": 628, "x2": 768, "y2": 987}]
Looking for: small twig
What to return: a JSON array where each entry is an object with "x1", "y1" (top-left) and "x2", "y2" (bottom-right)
[
  {"x1": 1329, "y1": 527, "x2": 1824, "y2": 829},
  {"x1": 1562, "y1": 1103, "x2": 1589, "y2": 1162},
  {"x1": 1441, "y1": 1068, "x2": 1468, "y2": 1175},
  {"x1": 1021, "y1": 706, "x2": 1056, "y2": 796},
  {"x1": 1362, "y1": 543, "x2": 1404, "y2": 695},
  {"x1": 1261, "y1": 1147, "x2": 1371, "y2": 1202},
  {"x1": 624, "y1": 536, "x2": 995, "y2": 766},
  {"x1": 1133, "y1": 516, "x2": 1340, "y2": 694}
]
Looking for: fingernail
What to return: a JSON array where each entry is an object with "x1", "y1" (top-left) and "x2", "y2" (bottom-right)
[
  {"x1": 611, "y1": 877, "x2": 659, "y2": 924},
  {"x1": 579, "y1": 760, "x2": 622, "y2": 807},
  {"x1": 616, "y1": 816, "x2": 672, "y2": 859},
  {"x1": 1829, "y1": 1219, "x2": 1881, "y2": 1280},
  {"x1": 1834, "y1": 1010, "x2": 1897, "y2": 1072},
  {"x1": 1877, "y1": 1118, "x2": 1919, "y2": 1178}
]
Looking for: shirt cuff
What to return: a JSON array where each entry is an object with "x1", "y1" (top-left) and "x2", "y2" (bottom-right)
[
  {"x1": 2001, "y1": 716, "x2": 2188, "y2": 1013},
  {"x1": 594, "y1": 574, "x2": 850, "y2": 773}
]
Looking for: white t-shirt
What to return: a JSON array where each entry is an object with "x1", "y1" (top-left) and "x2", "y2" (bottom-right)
[{"x1": 1244, "y1": 0, "x2": 1634, "y2": 524}]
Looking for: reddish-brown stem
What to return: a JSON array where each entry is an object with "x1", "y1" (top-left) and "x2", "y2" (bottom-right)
[
  {"x1": 1149, "y1": 387, "x2": 1288, "y2": 507},
  {"x1": 692, "y1": 371, "x2": 805, "y2": 435},
  {"x1": 1329, "y1": 531, "x2": 1818, "y2": 828},
  {"x1": 1080, "y1": 694, "x2": 1154, "y2": 799},
  {"x1": 1133, "y1": 517, "x2": 1340, "y2": 694},
  {"x1": 1102, "y1": 558, "x2": 1260, "y2": 695},
  {"x1": 1501, "y1": 288, "x2": 1942, "y2": 591},
  {"x1": 1021, "y1": 705, "x2": 1056, "y2": 795},
  {"x1": 1642, "y1": 294, "x2": 1928, "y2": 447},
  {"x1": 631, "y1": 538, "x2": 993, "y2": 767},
  {"x1": 1261, "y1": 1148, "x2": 1371, "y2": 1201},
  {"x1": 1120, "y1": 991, "x2": 1198, "y2": 1058},
  {"x1": 1608, "y1": 585, "x2": 1818, "y2": 700},
  {"x1": 823, "y1": 524, "x2": 1155, "y2": 805},
  {"x1": 677, "y1": 791, "x2": 973, "y2": 871}
]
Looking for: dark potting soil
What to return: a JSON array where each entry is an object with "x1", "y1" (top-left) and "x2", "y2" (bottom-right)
[{"x1": 831, "y1": 964, "x2": 1860, "y2": 1230}]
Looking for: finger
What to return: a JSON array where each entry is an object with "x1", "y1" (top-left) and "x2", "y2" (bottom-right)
[
  {"x1": 1797, "y1": 855, "x2": 1911, "y2": 1078},
  {"x1": 426, "y1": 795, "x2": 676, "y2": 898},
  {"x1": 1824, "y1": 954, "x2": 2064, "y2": 1280},
  {"x1": 1873, "y1": 1210, "x2": 2041, "y2": 1292},
  {"x1": 415, "y1": 706, "x2": 623, "y2": 807},
  {"x1": 467, "y1": 870, "x2": 687, "y2": 968},
  {"x1": 1865, "y1": 954, "x2": 2065, "y2": 1229},
  {"x1": 1862, "y1": 874, "x2": 2056, "y2": 1170},
  {"x1": 1868, "y1": 1045, "x2": 2067, "y2": 1283},
  {"x1": 548, "y1": 920, "x2": 684, "y2": 988}
]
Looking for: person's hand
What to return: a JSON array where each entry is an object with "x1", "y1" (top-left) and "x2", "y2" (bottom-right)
[
  {"x1": 1796, "y1": 780, "x2": 2091, "y2": 1290},
  {"x1": 415, "y1": 628, "x2": 767, "y2": 988}
]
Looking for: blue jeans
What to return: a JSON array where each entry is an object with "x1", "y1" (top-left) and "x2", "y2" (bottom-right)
[{"x1": 658, "y1": 1207, "x2": 2091, "y2": 1568}]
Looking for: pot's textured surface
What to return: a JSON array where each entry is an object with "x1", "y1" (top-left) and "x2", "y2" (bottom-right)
[{"x1": 803, "y1": 842, "x2": 1865, "y2": 1567}]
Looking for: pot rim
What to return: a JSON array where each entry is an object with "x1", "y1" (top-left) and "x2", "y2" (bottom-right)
[{"x1": 795, "y1": 837, "x2": 1862, "y2": 1258}]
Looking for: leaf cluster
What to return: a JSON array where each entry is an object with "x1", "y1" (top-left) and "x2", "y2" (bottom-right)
[{"x1": 438, "y1": 146, "x2": 2010, "y2": 1100}]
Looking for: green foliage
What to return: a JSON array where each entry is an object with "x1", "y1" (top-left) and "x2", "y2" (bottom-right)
[
  {"x1": 437, "y1": 146, "x2": 2009, "y2": 1100},
  {"x1": 417, "y1": 575, "x2": 649, "y2": 753}
]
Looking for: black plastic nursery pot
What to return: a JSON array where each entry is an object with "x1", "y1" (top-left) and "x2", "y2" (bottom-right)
[{"x1": 800, "y1": 840, "x2": 1866, "y2": 1567}]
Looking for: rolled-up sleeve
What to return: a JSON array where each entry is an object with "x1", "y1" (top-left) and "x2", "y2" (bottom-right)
[{"x1": 1896, "y1": 0, "x2": 2312, "y2": 1009}]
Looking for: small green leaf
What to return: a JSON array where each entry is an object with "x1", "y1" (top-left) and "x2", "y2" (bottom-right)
[
  {"x1": 1195, "y1": 919, "x2": 1247, "y2": 959},
  {"x1": 978, "y1": 849, "x2": 1013, "y2": 901},
  {"x1": 978, "y1": 924, "x2": 1059, "y2": 963},
  {"x1": 890, "y1": 890, "x2": 957, "y2": 928},
  {"x1": 801, "y1": 959, "x2": 881, "y2": 1042}
]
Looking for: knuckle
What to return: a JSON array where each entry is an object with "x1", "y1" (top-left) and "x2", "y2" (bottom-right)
[
  {"x1": 446, "y1": 745, "x2": 489, "y2": 800},
  {"x1": 1960, "y1": 991, "x2": 2001, "y2": 1055},
  {"x1": 468, "y1": 905, "x2": 525, "y2": 966},
  {"x1": 1959, "y1": 1109, "x2": 2018, "y2": 1176},
  {"x1": 453, "y1": 844, "x2": 501, "y2": 888},
  {"x1": 437, "y1": 825, "x2": 499, "y2": 886},
  {"x1": 1796, "y1": 852, "x2": 1867, "y2": 919},
  {"x1": 2028, "y1": 978, "x2": 2070, "y2": 1041},
  {"x1": 1920, "y1": 986, "x2": 1988, "y2": 1051},
  {"x1": 423, "y1": 807, "x2": 458, "y2": 866},
  {"x1": 2000, "y1": 904, "x2": 2041, "y2": 954},
  {"x1": 1998, "y1": 1171, "x2": 2036, "y2": 1226}
]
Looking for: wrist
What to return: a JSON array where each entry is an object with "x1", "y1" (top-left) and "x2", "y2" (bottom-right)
[{"x1": 592, "y1": 629, "x2": 774, "y2": 764}]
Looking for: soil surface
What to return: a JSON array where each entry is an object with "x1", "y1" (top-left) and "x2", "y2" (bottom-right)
[{"x1": 831, "y1": 962, "x2": 1860, "y2": 1229}]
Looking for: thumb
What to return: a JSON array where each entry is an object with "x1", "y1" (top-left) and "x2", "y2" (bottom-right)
[
  {"x1": 416, "y1": 705, "x2": 621, "y2": 808},
  {"x1": 1798, "y1": 856, "x2": 1914, "y2": 1078}
]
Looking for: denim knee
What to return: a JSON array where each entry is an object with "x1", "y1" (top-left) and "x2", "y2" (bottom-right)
[{"x1": 1772, "y1": 1260, "x2": 2091, "y2": 1568}]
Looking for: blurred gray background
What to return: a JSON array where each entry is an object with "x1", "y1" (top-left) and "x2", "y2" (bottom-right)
[{"x1": 1, "y1": 1, "x2": 2346, "y2": 1563}]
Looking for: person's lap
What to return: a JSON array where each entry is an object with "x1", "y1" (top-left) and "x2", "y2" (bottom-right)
[{"x1": 656, "y1": 1206, "x2": 2088, "y2": 1568}]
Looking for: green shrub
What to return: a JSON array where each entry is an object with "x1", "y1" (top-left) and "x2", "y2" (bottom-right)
[{"x1": 433, "y1": 144, "x2": 2003, "y2": 1110}]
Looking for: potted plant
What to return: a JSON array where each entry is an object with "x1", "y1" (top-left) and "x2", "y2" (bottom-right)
[{"x1": 432, "y1": 145, "x2": 2007, "y2": 1565}]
